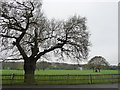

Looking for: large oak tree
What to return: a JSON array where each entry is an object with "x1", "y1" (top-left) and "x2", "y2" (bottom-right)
[{"x1": 0, "y1": 0, "x2": 90, "y2": 83}]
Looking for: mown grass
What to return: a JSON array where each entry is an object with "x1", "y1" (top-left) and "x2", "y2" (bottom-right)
[
  {"x1": 1, "y1": 69, "x2": 119, "y2": 75},
  {"x1": 2, "y1": 75, "x2": 120, "y2": 85},
  {"x1": 1, "y1": 69, "x2": 119, "y2": 85}
]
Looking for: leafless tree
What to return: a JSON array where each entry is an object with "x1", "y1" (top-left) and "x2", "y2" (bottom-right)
[{"x1": 0, "y1": 0, "x2": 90, "y2": 83}]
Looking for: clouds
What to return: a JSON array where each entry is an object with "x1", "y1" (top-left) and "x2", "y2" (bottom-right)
[
  {"x1": 87, "y1": 3, "x2": 118, "y2": 65},
  {"x1": 42, "y1": 0, "x2": 118, "y2": 65}
]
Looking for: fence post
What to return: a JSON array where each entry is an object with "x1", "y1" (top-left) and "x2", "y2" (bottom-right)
[
  {"x1": 11, "y1": 74, "x2": 15, "y2": 85},
  {"x1": 67, "y1": 74, "x2": 69, "y2": 84},
  {"x1": 112, "y1": 75, "x2": 114, "y2": 83},
  {"x1": 90, "y1": 74, "x2": 92, "y2": 84}
]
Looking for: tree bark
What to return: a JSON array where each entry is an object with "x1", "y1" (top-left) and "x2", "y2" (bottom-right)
[
  {"x1": 93, "y1": 67, "x2": 94, "y2": 72},
  {"x1": 24, "y1": 58, "x2": 36, "y2": 84},
  {"x1": 98, "y1": 68, "x2": 101, "y2": 72}
]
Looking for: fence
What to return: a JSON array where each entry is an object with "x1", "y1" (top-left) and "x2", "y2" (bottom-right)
[{"x1": 1, "y1": 74, "x2": 120, "y2": 85}]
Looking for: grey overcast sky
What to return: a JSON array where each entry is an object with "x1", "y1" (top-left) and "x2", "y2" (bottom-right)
[{"x1": 42, "y1": 0, "x2": 118, "y2": 65}]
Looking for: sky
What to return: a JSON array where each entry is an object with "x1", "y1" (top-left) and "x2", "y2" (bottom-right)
[{"x1": 42, "y1": 0, "x2": 118, "y2": 65}]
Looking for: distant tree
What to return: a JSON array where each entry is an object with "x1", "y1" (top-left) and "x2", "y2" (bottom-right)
[
  {"x1": 2, "y1": 62, "x2": 24, "y2": 70},
  {"x1": 2, "y1": 61, "x2": 7, "y2": 69},
  {"x1": 10, "y1": 62, "x2": 18, "y2": 70},
  {"x1": 11, "y1": 62, "x2": 23, "y2": 70},
  {"x1": 88, "y1": 56, "x2": 109, "y2": 72},
  {"x1": 0, "y1": 0, "x2": 90, "y2": 83},
  {"x1": 50, "y1": 64, "x2": 57, "y2": 70},
  {"x1": 118, "y1": 63, "x2": 120, "y2": 66},
  {"x1": 36, "y1": 61, "x2": 51, "y2": 71}
]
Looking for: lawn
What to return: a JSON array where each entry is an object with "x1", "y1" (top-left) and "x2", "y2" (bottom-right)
[
  {"x1": 1, "y1": 69, "x2": 119, "y2": 85},
  {"x1": 1, "y1": 69, "x2": 119, "y2": 75}
]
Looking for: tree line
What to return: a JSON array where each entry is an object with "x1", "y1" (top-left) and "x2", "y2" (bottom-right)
[
  {"x1": 1, "y1": 61, "x2": 80, "y2": 70},
  {"x1": 1, "y1": 61, "x2": 119, "y2": 70}
]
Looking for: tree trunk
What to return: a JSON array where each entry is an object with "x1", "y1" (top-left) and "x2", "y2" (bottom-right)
[
  {"x1": 95, "y1": 68, "x2": 98, "y2": 72},
  {"x1": 24, "y1": 59, "x2": 36, "y2": 84},
  {"x1": 93, "y1": 67, "x2": 94, "y2": 72},
  {"x1": 98, "y1": 68, "x2": 101, "y2": 72}
]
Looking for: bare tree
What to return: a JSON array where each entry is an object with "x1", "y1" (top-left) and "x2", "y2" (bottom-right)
[{"x1": 0, "y1": 0, "x2": 90, "y2": 83}]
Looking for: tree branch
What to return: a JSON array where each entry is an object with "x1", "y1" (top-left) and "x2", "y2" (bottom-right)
[
  {"x1": 16, "y1": 32, "x2": 26, "y2": 43},
  {"x1": 14, "y1": 42, "x2": 28, "y2": 60},
  {"x1": 35, "y1": 42, "x2": 65, "y2": 60},
  {"x1": 0, "y1": 34, "x2": 17, "y2": 39},
  {"x1": 1, "y1": 12, "x2": 25, "y2": 32},
  {"x1": 16, "y1": 1, "x2": 32, "y2": 10},
  {"x1": 1, "y1": 58, "x2": 23, "y2": 61},
  {"x1": 30, "y1": 29, "x2": 39, "y2": 58}
]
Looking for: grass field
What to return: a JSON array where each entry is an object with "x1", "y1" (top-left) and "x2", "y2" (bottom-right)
[
  {"x1": 1, "y1": 69, "x2": 119, "y2": 75},
  {"x1": 1, "y1": 69, "x2": 119, "y2": 85}
]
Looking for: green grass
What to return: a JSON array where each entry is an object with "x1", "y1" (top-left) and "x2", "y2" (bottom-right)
[
  {"x1": 1, "y1": 69, "x2": 119, "y2": 75},
  {"x1": 1, "y1": 69, "x2": 119, "y2": 85}
]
